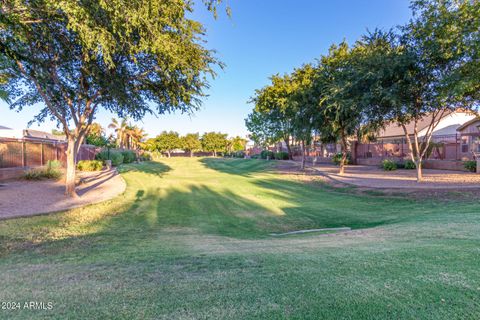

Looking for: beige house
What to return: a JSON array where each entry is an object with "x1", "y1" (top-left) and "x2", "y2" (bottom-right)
[
  {"x1": 457, "y1": 117, "x2": 480, "y2": 156},
  {"x1": 376, "y1": 110, "x2": 476, "y2": 142}
]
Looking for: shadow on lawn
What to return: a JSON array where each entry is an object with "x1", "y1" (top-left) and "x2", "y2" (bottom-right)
[
  {"x1": 97, "y1": 176, "x2": 422, "y2": 240},
  {"x1": 0, "y1": 160, "x2": 438, "y2": 258},
  {"x1": 199, "y1": 157, "x2": 280, "y2": 177},
  {"x1": 118, "y1": 160, "x2": 172, "y2": 177}
]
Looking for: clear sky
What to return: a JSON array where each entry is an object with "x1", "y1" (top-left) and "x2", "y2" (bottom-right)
[{"x1": 0, "y1": 0, "x2": 412, "y2": 138}]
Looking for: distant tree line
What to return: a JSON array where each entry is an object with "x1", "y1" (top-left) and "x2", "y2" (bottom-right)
[
  {"x1": 142, "y1": 131, "x2": 246, "y2": 157},
  {"x1": 245, "y1": 0, "x2": 479, "y2": 181}
]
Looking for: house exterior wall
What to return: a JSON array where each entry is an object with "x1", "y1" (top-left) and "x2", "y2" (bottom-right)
[{"x1": 458, "y1": 120, "x2": 480, "y2": 156}]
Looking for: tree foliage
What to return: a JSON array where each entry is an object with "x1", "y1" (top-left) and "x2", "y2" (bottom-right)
[
  {"x1": 0, "y1": 0, "x2": 225, "y2": 195},
  {"x1": 151, "y1": 131, "x2": 181, "y2": 157},
  {"x1": 228, "y1": 136, "x2": 247, "y2": 152},
  {"x1": 181, "y1": 133, "x2": 202, "y2": 156},
  {"x1": 245, "y1": 0, "x2": 479, "y2": 179},
  {"x1": 201, "y1": 132, "x2": 228, "y2": 156}
]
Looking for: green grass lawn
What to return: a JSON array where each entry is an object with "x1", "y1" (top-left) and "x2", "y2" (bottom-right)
[{"x1": 1, "y1": 158, "x2": 479, "y2": 319}]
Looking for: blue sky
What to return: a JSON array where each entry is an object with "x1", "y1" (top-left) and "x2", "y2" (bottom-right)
[{"x1": 1, "y1": 0, "x2": 412, "y2": 138}]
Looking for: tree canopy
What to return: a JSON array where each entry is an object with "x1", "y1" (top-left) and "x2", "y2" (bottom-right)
[
  {"x1": 0, "y1": 0, "x2": 225, "y2": 195},
  {"x1": 245, "y1": 0, "x2": 479, "y2": 179},
  {"x1": 201, "y1": 132, "x2": 228, "y2": 157}
]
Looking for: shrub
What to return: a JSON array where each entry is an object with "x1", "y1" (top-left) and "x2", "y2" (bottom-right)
[
  {"x1": 274, "y1": 151, "x2": 289, "y2": 160},
  {"x1": 382, "y1": 159, "x2": 397, "y2": 171},
  {"x1": 404, "y1": 159, "x2": 416, "y2": 170},
  {"x1": 233, "y1": 151, "x2": 245, "y2": 158},
  {"x1": 121, "y1": 150, "x2": 136, "y2": 164},
  {"x1": 47, "y1": 160, "x2": 62, "y2": 170},
  {"x1": 260, "y1": 150, "x2": 274, "y2": 159},
  {"x1": 23, "y1": 162, "x2": 62, "y2": 180},
  {"x1": 77, "y1": 160, "x2": 103, "y2": 171},
  {"x1": 464, "y1": 160, "x2": 477, "y2": 172},
  {"x1": 95, "y1": 150, "x2": 124, "y2": 166},
  {"x1": 250, "y1": 154, "x2": 260, "y2": 159},
  {"x1": 332, "y1": 152, "x2": 351, "y2": 165},
  {"x1": 139, "y1": 153, "x2": 151, "y2": 161}
]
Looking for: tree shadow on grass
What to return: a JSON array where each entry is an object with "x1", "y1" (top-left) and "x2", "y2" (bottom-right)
[
  {"x1": 0, "y1": 159, "x2": 449, "y2": 259},
  {"x1": 117, "y1": 160, "x2": 172, "y2": 177},
  {"x1": 199, "y1": 158, "x2": 280, "y2": 177}
]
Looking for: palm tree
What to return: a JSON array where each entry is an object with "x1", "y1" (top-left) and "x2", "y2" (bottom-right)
[
  {"x1": 130, "y1": 126, "x2": 147, "y2": 149},
  {"x1": 109, "y1": 118, "x2": 128, "y2": 149},
  {"x1": 109, "y1": 118, "x2": 146, "y2": 150}
]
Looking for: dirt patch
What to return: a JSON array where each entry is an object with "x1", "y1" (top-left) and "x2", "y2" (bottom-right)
[
  {"x1": 272, "y1": 160, "x2": 480, "y2": 201},
  {"x1": 0, "y1": 169, "x2": 126, "y2": 219}
]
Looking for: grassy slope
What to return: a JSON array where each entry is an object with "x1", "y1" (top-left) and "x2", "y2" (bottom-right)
[{"x1": 0, "y1": 158, "x2": 479, "y2": 319}]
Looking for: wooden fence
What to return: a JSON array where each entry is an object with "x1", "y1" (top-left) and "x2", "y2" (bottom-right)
[{"x1": 0, "y1": 138, "x2": 99, "y2": 169}]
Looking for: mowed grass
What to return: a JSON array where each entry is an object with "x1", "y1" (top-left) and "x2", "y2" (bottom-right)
[{"x1": 0, "y1": 157, "x2": 480, "y2": 319}]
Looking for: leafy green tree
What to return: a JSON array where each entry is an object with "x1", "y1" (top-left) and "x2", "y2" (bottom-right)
[
  {"x1": 248, "y1": 74, "x2": 297, "y2": 159},
  {"x1": 289, "y1": 64, "x2": 319, "y2": 169},
  {"x1": 201, "y1": 132, "x2": 228, "y2": 157},
  {"x1": 153, "y1": 131, "x2": 181, "y2": 158},
  {"x1": 85, "y1": 123, "x2": 108, "y2": 147},
  {"x1": 0, "y1": 0, "x2": 224, "y2": 196},
  {"x1": 181, "y1": 133, "x2": 202, "y2": 157},
  {"x1": 245, "y1": 110, "x2": 283, "y2": 148},
  {"x1": 229, "y1": 136, "x2": 247, "y2": 152},
  {"x1": 356, "y1": 0, "x2": 479, "y2": 182},
  {"x1": 315, "y1": 42, "x2": 366, "y2": 175}
]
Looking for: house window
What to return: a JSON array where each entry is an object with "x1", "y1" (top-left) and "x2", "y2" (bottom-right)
[{"x1": 461, "y1": 137, "x2": 469, "y2": 153}]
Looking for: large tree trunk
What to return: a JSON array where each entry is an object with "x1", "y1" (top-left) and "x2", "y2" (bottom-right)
[
  {"x1": 301, "y1": 140, "x2": 306, "y2": 170},
  {"x1": 65, "y1": 137, "x2": 78, "y2": 197},
  {"x1": 338, "y1": 133, "x2": 348, "y2": 175},
  {"x1": 167, "y1": 151, "x2": 171, "y2": 158},
  {"x1": 402, "y1": 123, "x2": 424, "y2": 182},
  {"x1": 213, "y1": 150, "x2": 217, "y2": 157},
  {"x1": 415, "y1": 161, "x2": 423, "y2": 182},
  {"x1": 190, "y1": 150, "x2": 193, "y2": 157},
  {"x1": 284, "y1": 137, "x2": 293, "y2": 160}
]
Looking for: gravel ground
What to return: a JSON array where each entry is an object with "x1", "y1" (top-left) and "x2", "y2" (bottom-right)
[
  {"x1": 0, "y1": 169, "x2": 126, "y2": 219},
  {"x1": 309, "y1": 162, "x2": 480, "y2": 189}
]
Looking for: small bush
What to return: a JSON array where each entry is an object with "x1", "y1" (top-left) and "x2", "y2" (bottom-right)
[
  {"x1": 95, "y1": 150, "x2": 124, "y2": 166},
  {"x1": 250, "y1": 154, "x2": 260, "y2": 159},
  {"x1": 260, "y1": 150, "x2": 275, "y2": 160},
  {"x1": 121, "y1": 150, "x2": 136, "y2": 164},
  {"x1": 332, "y1": 152, "x2": 351, "y2": 165},
  {"x1": 233, "y1": 151, "x2": 245, "y2": 158},
  {"x1": 24, "y1": 164, "x2": 62, "y2": 180},
  {"x1": 77, "y1": 160, "x2": 103, "y2": 171},
  {"x1": 274, "y1": 151, "x2": 289, "y2": 160},
  {"x1": 382, "y1": 159, "x2": 397, "y2": 171},
  {"x1": 139, "y1": 153, "x2": 151, "y2": 161},
  {"x1": 404, "y1": 159, "x2": 416, "y2": 170},
  {"x1": 464, "y1": 160, "x2": 477, "y2": 172},
  {"x1": 47, "y1": 160, "x2": 62, "y2": 170}
]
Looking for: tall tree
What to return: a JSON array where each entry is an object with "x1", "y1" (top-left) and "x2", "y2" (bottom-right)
[
  {"x1": 248, "y1": 74, "x2": 296, "y2": 159},
  {"x1": 316, "y1": 42, "x2": 366, "y2": 175},
  {"x1": 245, "y1": 110, "x2": 284, "y2": 148},
  {"x1": 201, "y1": 132, "x2": 227, "y2": 157},
  {"x1": 153, "y1": 131, "x2": 181, "y2": 158},
  {"x1": 356, "y1": 0, "x2": 479, "y2": 181},
  {"x1": 85, "y1": 122, "x2": 108, "y2": 147},
  {"x1": 0, "y1": 0, "x2": 225, "y2": 196},
  {"x1": 290, "y1": 64, "x2": 318, "y2": 169},
  {"x1": 109, "y1": 118, "x2": 129, "y2": 149},
  {"x1": 181, "y1": 133, "x2": 202, "y2": 157},
  {"x1": 229, "y1": 136, "x2": 247, "y2": 152}
]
